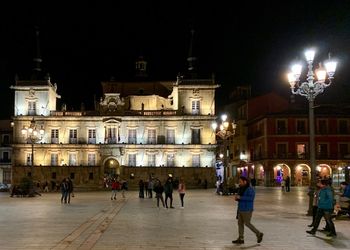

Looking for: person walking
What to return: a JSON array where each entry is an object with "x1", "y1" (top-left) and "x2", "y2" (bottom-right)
[
  {"x1": 139, "y1": 179, "x2": 144, "y2": 198},
  {"x1": 178, "y1": 178, "x2": 186, "y2": 209},
  {"x1": 308, "y1": 183, "x2": 321, "y2": 227},
  {"x1": 148, "y1": 178, "x2": 154, "y2": 198},
  {"x1": 111, "y1": 178, "x2": 118, "y2": 200},
  {"x1": 60, "y1": 178, "x2": 68, "y2": 203},
  {"x1": 153, "y1": 179, "x2": 165, "y2": 208},
  {"x1": 232, "y1": 176, "x2": 263, "y2": 245},
  {"x1": 285, "y1": 176, "x2": 291, "y2": 192},
  {"x1": 121, "y1": 179, "x2": 128, "y2": 198},
  {"x1": 67, "y1": 177, "x2": 74, "y2": 204},
  {"x1": 306, "y1": 179, "x2": 337, "y2": 237},
  {"x1": 164, "y1": 177, "x2": 174, "y2": 208}
]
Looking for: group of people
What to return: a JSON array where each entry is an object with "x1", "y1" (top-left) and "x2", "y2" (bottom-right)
[
  {"x1": 60, "y1": 178, "x2": 74, "y2": 204},
  {"x1": 139, "y1": 177, "x2": 186, "y2": 209},
  {"x1": 306, "y1": 179, "x2": 350, "y2": 238},
  {"x1": 110, "y1": 178, "x2": 128, "y2": 200},
  {"x1": 231, "y1": 176, "x2": 349, "y2": 244}
]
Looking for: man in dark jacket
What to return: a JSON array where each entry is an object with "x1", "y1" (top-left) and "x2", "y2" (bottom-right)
[
  {"x1": 164, "y1": 177, "x2": 174, "y2": 208},
  {"x1": 232, "y1": 176, "x2": 263, "y2": 245}
]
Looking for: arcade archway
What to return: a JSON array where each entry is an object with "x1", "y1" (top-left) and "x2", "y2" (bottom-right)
[
  {"x1": 294, "y1": 164, "x2": 310, "y2": 186},
  {"x1": 274, "y1": 164, "x2": 291, "y2": 184},
  {"x1": 103, "y1": 157, "x2": 121, "y2": 178}
]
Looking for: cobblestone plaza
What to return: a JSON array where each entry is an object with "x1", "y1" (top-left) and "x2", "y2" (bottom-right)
[{"x1": 0, "y1": 187, "x2": 349, "y2": 249}]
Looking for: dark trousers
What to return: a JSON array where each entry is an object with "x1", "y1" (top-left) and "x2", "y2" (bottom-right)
[
  {"x1": 311, "y1": 208, "x2": 336, "y2": 234},
  {"x1": 156, "y1": 193, "x2": 165, "y2": 207},
  {"x1": 165, "y1": 193, "x2": 173, "y2": 208},
  {"x1": 179, "y1": 193, "x2": 185, "y2": 207}
]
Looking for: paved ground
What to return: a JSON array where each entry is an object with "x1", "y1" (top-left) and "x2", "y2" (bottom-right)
[{"x1": 0, "y1": 187, "x2": 349, "y2": 250}]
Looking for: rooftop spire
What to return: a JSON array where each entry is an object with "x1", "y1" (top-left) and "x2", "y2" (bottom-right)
[
  {"x1": 33, "y1": 26, "x2": 42, "y2": 73},
  {"x1": 187, "y1": 29, "x2": 197, "y2": 73}
]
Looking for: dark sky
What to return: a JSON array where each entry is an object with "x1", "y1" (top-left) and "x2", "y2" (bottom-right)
[{"x1": 1, "y1": 1, "x2": 350, "y2": 118}]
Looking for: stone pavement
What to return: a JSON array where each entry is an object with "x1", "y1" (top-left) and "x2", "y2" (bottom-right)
[{"x1": 0, "y1": 187, "x2": 349, "y2": 250}]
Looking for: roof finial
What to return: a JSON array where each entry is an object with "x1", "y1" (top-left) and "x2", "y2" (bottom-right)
[
  {"x1": 33, "y1": 26, "x2": 42, "y2": 73},
  {"x1": 187, "y1": 29, "x2": 197, "y2": 72}
]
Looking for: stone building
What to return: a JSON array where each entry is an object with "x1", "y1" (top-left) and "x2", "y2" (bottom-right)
[{"x1": 10, "y1": 67, "x2": 219, "y2": 189}]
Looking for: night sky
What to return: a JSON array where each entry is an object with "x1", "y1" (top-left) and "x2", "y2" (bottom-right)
[{"x1": 1, "y1": 1, "x2": 350, "y2": 118}]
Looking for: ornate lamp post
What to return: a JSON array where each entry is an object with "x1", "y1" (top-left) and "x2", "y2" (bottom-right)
[
  {"x1": 287, "y1": 48, "x2": 337, "y2": 215},
  {"x1": 212, "y1": 114, "x2": 236, "y2": 193},
  {"x1": 21, "y1": 118, "x2": 45, "y2": 177}
]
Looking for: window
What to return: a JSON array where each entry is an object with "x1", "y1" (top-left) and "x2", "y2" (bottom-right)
[
  {"x1": 128, "y1": 154, "x2": 136, "y2": 167},
  {"x1": 88, "y1": 129, "x2": 96, "y2": 144},
  {"x1": 166, "y1": 129, "x2": 175, "y2": 144},
  {"x1": 276, "y1": 143, "x2": 287, "y2": 158},
  {"x1": 51, "y1": 129, "x2": 59, "y2": 144},
  {"x1": 26, "y1": 153, "x2": 32, "y2": 165},
  {"x1": 191, "y1": 129, "x2": 201, "y2": 144},
  {"x1": 148, "y1": 154, "x2": 155, "y2": 166},
  {"x1": 2, "y1": 151, "x2": 9, "y2": 162},
  {"x1": 68, "y1": 153, "x2": 77, "y2": 166},
  {"x1": 28, "y1": 101, "x2": 36, "y2": 115},
  {"x1": 88, "y1": 153, "x2": 96, "y2": 166},
  {"x1": 339, "y1": 144, "x2": 348, "y2": 158},
  {"x1": 192, "y1": 155, "x2": 200, "y2": 167},
  {"x1": 317, "y1": 144, "x2": 328, "y2": 158},
  {"x1": 167, "y1": 154, "x2": 174, "y2": 167},
  {"x1": 106, "y1": 127, "x2": 117, "y2": 143},
  {"x1": 296, "y1": 120, "x2": 306, "y2": 134},
  {"x1": 338, "y1": 120, "x2": 348, "y2": 134},
  {"x1": 297, "y1": 143, "x2": 306, "y2": 159},
  {"x1": 192, "y1": 100, "x2": 200, "y2": 115},
  {"x1": 51, "y1": 153, "x2": 58, "y2": 166},
  {"x1": 69, "y1": 129, "x2": 77, "y2": 144},
  {"x1": 2, "y1": 134, "x2": 10, "y2": 144},
  {"x1": 318, "y1": 120, "x2": 327, "y2": 134},
  {"x1": 147, "y1": 129, "x2": 156, "y2": 144},
  {"x1": 128, "y1": 129, "x2": 137, "y2": 144},
  {"x1": 276, "y1": 120, "x2": 287, "y2": 134}
]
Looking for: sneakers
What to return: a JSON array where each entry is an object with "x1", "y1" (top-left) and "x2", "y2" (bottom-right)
[
  {"x1": 257, "y1": 233, "x2": 264, "y2": 243},
  {"x1": 232, "y1": 239, "x2": 244, "y2": 244},
  {"x1": 306, "y1": 230, "x2": 316, "y2": 235}
]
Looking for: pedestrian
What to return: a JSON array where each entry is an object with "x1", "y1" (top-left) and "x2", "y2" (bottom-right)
[
  {"x1": 164, "y1": 177, "x2": 174, "y2": 208},
  {"x1": 306, "y1": 179, "x2": 337, "y2": 237},
  {"x1": 308, "y1": 183, "x2": 321, "y2": 227},
  {"x1": 111, "y1": 178, "x2": 118, "y2": 200},
  {"x1": 178, "y1": 178, "x2": 186, "y2": 209},
  {"x1": 67, "y1": 177, "x2": 74, "y2": 204},
  {"x1": 285, "y1": 176, "x2": 291, "y2": 192},
  {"x1": 281, "y1": 179, "x2": 285, "y2": 191},
  {"x1": 60, "y1": 178, "x2": 68, "y2": 203},
  {"x1": 232, "y1": 176, "x2": 263, "y2": 245},
  {"x1": 121, "y1": 179, "x2": 128, "y2": 198},
  {"x1": 148, "y1": 178, "x2": 154, "y2": 198},
  {"x1": 43, "y1": 181, "x2": 49, "y2": 192},
  {"x1": 153, "y1": 179, "x2": 165, "y2": 208},
  {"x1": 340, "y1": 181, "x2": 350, "y2": 200},
  {"x1": 144, "y1": 180, "x2": 148, "y2": 198},
  {"x1": 139, "y1": 179, "x2": 144, "y2": 198}
]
